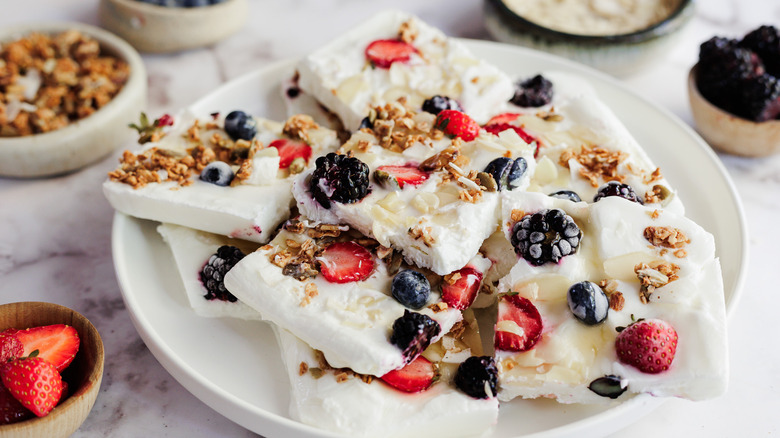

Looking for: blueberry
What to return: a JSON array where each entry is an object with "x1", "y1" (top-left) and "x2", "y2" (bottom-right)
[
  {"x1": 391, "y1": 270, "x2": 430, "y2": 309},
  {"x1": 484, "y1": 157, "x2": 527, "y2": 191},
  {"x1": 567, "y1": 281, "x2": 609, "y2": 325},
  {"x1": 588, "y1": 375, "x2": 627, "y2": 399},
  {"x1": 224, "y1": 110, "x2": 257, "y2": 141},
  {"x1": 183, "y1": 0, "x2": 209, "y2": 6},
  {"x1": 200, "y1": 161, "x2": 234, "y2": 186},
  {"x1": 593, "y1": 181, "x2": 643, "y2": 204},
  {"x1": 421, "y1": 95, "x2": 462, "y2": 115},
  {"x1": 358, "y1": 116, "x2": 373, "y2": 130},
  {"x1": 549, "y1": 190, "x2": 581, "y2": 202}
]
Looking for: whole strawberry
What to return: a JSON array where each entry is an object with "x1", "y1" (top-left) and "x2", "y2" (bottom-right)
[
  {"x1": 434, "y1": 110, "x2": 480, "y2": 142},
  {"x1": 1, "y1": 356, "x2": 63, "y2": 417},
  {"x1": 615, "y1": 319, "x2": 678, "y2": 374}
]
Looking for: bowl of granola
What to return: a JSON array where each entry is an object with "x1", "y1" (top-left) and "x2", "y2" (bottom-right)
[{"x1": 0, "y1": 22, "x2": 146, "y2": 178}]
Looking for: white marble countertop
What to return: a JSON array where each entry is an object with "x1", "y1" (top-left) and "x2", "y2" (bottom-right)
[{"x1": 1, "y1": 0, "x2": 778, "y2": 437}]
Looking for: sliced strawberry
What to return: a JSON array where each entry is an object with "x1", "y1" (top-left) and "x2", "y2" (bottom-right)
[
  {"x1": 380, "y1": 355, "x2": 436, "y2": 393},
  {"x1": 484, "y1": 123, "x2": 539, "y2": 156},
  {"x1": 1, "y1": 356, "x2": 63, "y2": 417},
  {"x1": 0, "y1": 381, "x2": 33, "y2": 425},
  {"x1": 0, "y1": 332, "x2": 23, "y2": 362},
  {"x1": 365, "y1": 39, "x2": 418, "y2": 68},
  {"x1": 494, "y1": 294, "x2": 543, "y2": 352},
  {"x1": 14, "y1": 324, "x2": 80, "y2": 372},
  {"x1": 375, "y1": 165, "x2": 429, "y2": 189},
  {"x1": 486, "y1": 112, "x2": 521, "y2": 125},
  {"x1": 615, "y1": 319, "x2": 678, "y2": 374},
  {"x1": 441, "y1": 267, "x2": 483, "y2": 310},
  {"x1": 269, "y1": 138, "x2": 312, "y2": 169},
  {"x1": 434, "y1": 109, "x2": 481, "y2": 142},
  {"x1": 318, "y1": 241, "x2": 374, "y2": 283},
  {"x1": 157, "y1": 113, "x2": 174, "y2": 127}
]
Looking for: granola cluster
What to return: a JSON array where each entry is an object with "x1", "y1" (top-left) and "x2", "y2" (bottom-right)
[
  {"x1": 301, "y1": 350, "x2": 375, "y2": 384},
  {"x1": 107, "y1": 147, "x2": 211, "y2": 189},
  {"x1": 361, "y1": 99, "x2": 443, "y2": 152},
  {"x1": 1, "y1": 30, "x2": 129, "y2": 137},
  {"x1": 634, "y1": 260, "x2": 681, "y2": 303},
  {"x1": 644, "y1": 226, "x2": 690, "y2": 258},
  {"x1": 558, "y1": 144, "x2": 628, "y2": 187}
]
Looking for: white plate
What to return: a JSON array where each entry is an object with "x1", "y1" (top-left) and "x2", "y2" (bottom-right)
[{"x1": 111, "y1": 40, "x2": 747, "y2": 438}]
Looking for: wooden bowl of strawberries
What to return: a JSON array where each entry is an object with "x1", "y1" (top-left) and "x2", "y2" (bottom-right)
[{"x1": 0, "y1": 301, "x2": 104, "y2": 437}]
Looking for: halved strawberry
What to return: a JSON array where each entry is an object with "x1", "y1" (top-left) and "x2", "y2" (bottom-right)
[
  {"x1": 269, "y1": 138, "x2": 312, "y2": 169},
  {"x1": 380, "y1": 355, "x2": 436, "y2": 393},
  {"x1": 365, "y1": 39, "x2": 418, "y2": 68},
  {"x1": 434, "y1": 110, "x2": 480, "y2": 142},
  {"x1": 1, "y1": 356, "x2": 63, "y2": 417},
  {"x1": 441, "y1": 267, "x2": 483, "y2": 310},
  {"x1": 14, "y1": 324, "x2": 80, "y2": 372},
  {"x1": 375, "y1": 165, "x2": 429, "y2": 189},
  {"x1": 615, "y1": 319, "x2": 678, "y2": 374},
  {"x1": 494, "y1": 294, "x2": 543, "y2": 352},
  {"x1": 318, "y1": 241, "x2": 374, "y2": 283},
  {"x1": 486, "y1": 112, "x2": 521, "y2": 125},
  {"x1": 0, "y1": 332, "x2": 23, "y2": 362}
]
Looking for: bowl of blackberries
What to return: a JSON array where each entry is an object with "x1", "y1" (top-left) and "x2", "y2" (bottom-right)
[
  {"x1": 99, "y1": 0, "x2": 248, "y2": 53},
  {"x1": 689, "y1": 25, "x2": 780, "y2": 157}
]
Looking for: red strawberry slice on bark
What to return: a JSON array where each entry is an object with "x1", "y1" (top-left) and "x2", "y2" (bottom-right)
[
  {"x1": 0, "y1": 332, "x2": 23, "y2": 363},
  {"x1": 365, "y1": 39, "x2": 418, "y2": 68},
  {"x1": 375, "y1": 165, "x2": 429, "y2": 188},
  {"x1": 486, "y1": 113, "x2": 521, "y2": 125},
  {"x1": 380, "y1": 355, "x2": 436, "y2": 393},
  {"x1": 434, "y1": 110, "x2": 481, "y2": 142},
  {"x1": 318, "y1": 241, "x2": 375, "y2": 283},
  {"x1": 1, "y1": 356, "x2": 63, "y2": 417},
  {"x1": 14, "y1": 324, "x2": 80, "y2": 372},
  {"x1": 494, "y1": 294, "x2": 543, "y2": 352},
  {"x1": 269, "y1": 138, "x2": 312, "y2": 169},
  {"x1": 441, "y1": 267, "x2": 484, "y2": 310},
  {"x1": 615, "y1": 319, "x2": 678, "y2": 374}
]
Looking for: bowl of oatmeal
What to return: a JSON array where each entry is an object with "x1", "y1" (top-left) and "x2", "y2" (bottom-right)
[
  {"x1": 0, "y1": 22, "x2": 146, "y2": 178},
  {"x1": 483, "y1": 0, "x2": 695, "y2": 76}
]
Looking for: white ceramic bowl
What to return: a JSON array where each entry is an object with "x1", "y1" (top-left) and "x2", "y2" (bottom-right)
[
  {"x1": 0, "y1": 22, "x2": 146, "y2": 178},
  {"x1": 99, "y1": 0, "x2": 249, "y2": 53}
]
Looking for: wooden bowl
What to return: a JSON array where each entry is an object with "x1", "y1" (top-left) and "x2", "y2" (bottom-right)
[
  {"x1": 0, "y1": 302, "x2": 104, "y2": 438},
  {"x1": 688, "y1": 65, "x2": 780, "y2": 157}
]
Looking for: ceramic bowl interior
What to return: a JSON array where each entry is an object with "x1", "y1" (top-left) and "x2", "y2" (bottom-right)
[{"x1": 0, "y1": 301, "x2": 104, "y2": 438}]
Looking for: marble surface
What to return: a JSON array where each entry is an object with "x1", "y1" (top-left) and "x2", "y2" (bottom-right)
[{"x1": 0, "y1": 0, "x2": 778, "y2": 437}]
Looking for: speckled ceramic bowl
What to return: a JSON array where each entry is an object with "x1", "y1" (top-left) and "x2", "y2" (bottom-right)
[
  {"x1": 99, "y1": 0, "x2": 249, "y2": 53},
  {"x1": 0, "y1": 301, "x2": 104, "y2": 438},
  {"x1": 483, "y1": 0, "x2": 695, "y2": 77},
  {"x1": 688, "y1": 65, "x2": 780, "y2": 156},
  {"x1": 0, "y1": 22, "x2": 146, "y2": 178}
]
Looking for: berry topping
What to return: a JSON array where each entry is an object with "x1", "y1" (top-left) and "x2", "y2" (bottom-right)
[
  {"x1": 434, "y1": 110, "x2": 480, "y2": 142},
  {"x1": 358, "y1": 116, "x2": 373, "y2": 130},
  {"x1": 483, "y1": 123, "x2": 537, "y2": 145},
  {"x1": 485, "y1": 112, "x2": 521, "y2": 125},
  {"x1": 421, "y1": 95, "x2": 463, "y2": 115},
  {"x1": 0, "y1": 382, "x2": 33, "y2": 425},
  {"x1": 391, "y1": 270, "x2": 431, "y2": 309},
  {"x1": 483, "y1": 157, "x2": 528, "y2": 191},
  {"x1": 374, "y1": 165, "x2": 429, "y2": 190},
  {"x1": 510, "y1": 209, "x2": 581, "y2": 266},
  {"x1": 224, "y1": 110, "x2": 257, "y2": 141},
  {"x1": 495, "y1": 294, "x2": 543, "y2": 352},
  {"x1": 200, "y1": 245, "x2": 245, "y2": 302},
  {"x1": 13, "y1": 324, "x2": 80, "y2": 372},
  {"x1": 380, "y1": 355, "x2": 436, "y2": 393},
  {"x1": 365, "y1": 39, "x2": 418, "y2": 69},
  {"x1": 615, "y1": 319, "x2": 678, "y2": 374},
  {"x1": 390, "y1": 310, "x2": 441, "y2": 363},
  {"x1": 0, "y1": 332, "x2": 23, "y2": 363},
  {"x1": 1, "y1": 356, "x2": 63, "y2": 417},
  {"x1": 739, "y1": 25, "x2": 780, "y2": 77},
  {"x1": 269, "y1": 138, "x2": 313, "y2": 169},
  {"x1": 441, "y1": 266, "x2": 483, "y2": 310},
  {"x1": 588, "y1": 375, "x2": 627, "y2": 399},
  {"x1": 511, "y1": 74, "x2": 553, "y2": 107},
  {"x1": 309, "y1": 153, "x2": 371, "y2": 209},
  {"x1": 454, "y1": 356, "x2": 498, "y2": 399},
  {"x1": 567, "y1": 281, "x2": 609, "y2": 325},
  {"x1": 200, "y1": 161, "x2": 234, "y2": 186},
  {"x1": 318, "y1": 241, "x2": 374, "y2": 284},
  {"x1": 549, "y1": 190, "x2": 582, "y2": 202},
  {"x1": 736, "y1": 74, "x2": 780, "y2": 121},
  {"x1": 157, "y1": 113, "x2": 174, "y2": 126},
  {"x1": 593, "y1": 181, "x2": 644, "y2": 204}
]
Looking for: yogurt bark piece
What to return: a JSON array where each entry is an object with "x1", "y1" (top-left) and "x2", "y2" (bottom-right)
[
  {"x1": 494, "y1": 191, "x2": 727, "y2": 403},
  {"x1": 274, "y1": 309, "x2": 498, "y2": 438},
  {"x1": 157, "y1": 223, "x2": 262, "y2": 320},
  {"x1": 224, "y1": 216, "x2": 476, "y2": 376},
  {"x1": 297, "y1": 10, "x2": 515, "y2": 131},
  {"x1": 104, "y1": 112, "x2": 340, "y2": 243},
  {"x1": 292, "y1": 101, "x2": 536, "y2": 275}
]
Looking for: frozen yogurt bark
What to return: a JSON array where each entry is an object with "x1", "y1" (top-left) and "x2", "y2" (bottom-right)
[
  {"x1": 104, "y1": 112, "x2": 340, "y2": 243},
  {"x1": 297, "y1": 10, "x2": 515, "y2": 131}
]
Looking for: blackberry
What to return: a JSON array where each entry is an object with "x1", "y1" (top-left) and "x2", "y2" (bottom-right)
[
  {"x1": 390, "y1": 310, "x2": 441, "y2": 362},
  {"x1": 391, "y1": 270, "x2": 430, "y2": 310},
  {"x1": 697, "y1": 37, "x2": 765, "y2": 111},
  {"x1": 421, "y1": 95, "x2": 462, "y2": 115},
  {"x1": 454, "y1": 356, "x2": 498, "y2": 399},
  {"x1": 593, "y1": 181, "x2": 644, "y2": 204},
  {"x1": 483, "y1": 157, "x2": 528, "y2": 191},
  {"x1": 510, "y1": 209, "x2": 581, "y2": 266},
  {"x1": 740, "y1": 25, "x2": 780, "y2": 77},
  {"x1": 510, "y1": 74, "x2": 553, "y2": 107},
  {"x1": 200, "y1": 245, "x2": 245, "y2": 302},
  {"x1": 308, "y1": 153, "x2": 370, "y2": 209},
  {"x1": 549, "y1": 190, "x2": 581, "y2": 202},
  {"x1": 588, "y1": 375, "x2": 627, "y2": 399},
  {"x1": 734, "y1": 74, "x2": 780, "y2": 121}
]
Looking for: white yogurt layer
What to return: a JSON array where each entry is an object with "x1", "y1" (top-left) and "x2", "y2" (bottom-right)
[
  {"x1": 297, "y1": 10, "x2": 515, "y2": 131},
  {"x1": 104, "y1": 112, "x2": 340, "y2": 243},
  {"x1": 157, "y1": 223, "x2": 262, "y2": 320},
  {"x1": 494, "y1": 191, "x2": 727, "y2": 403}
]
